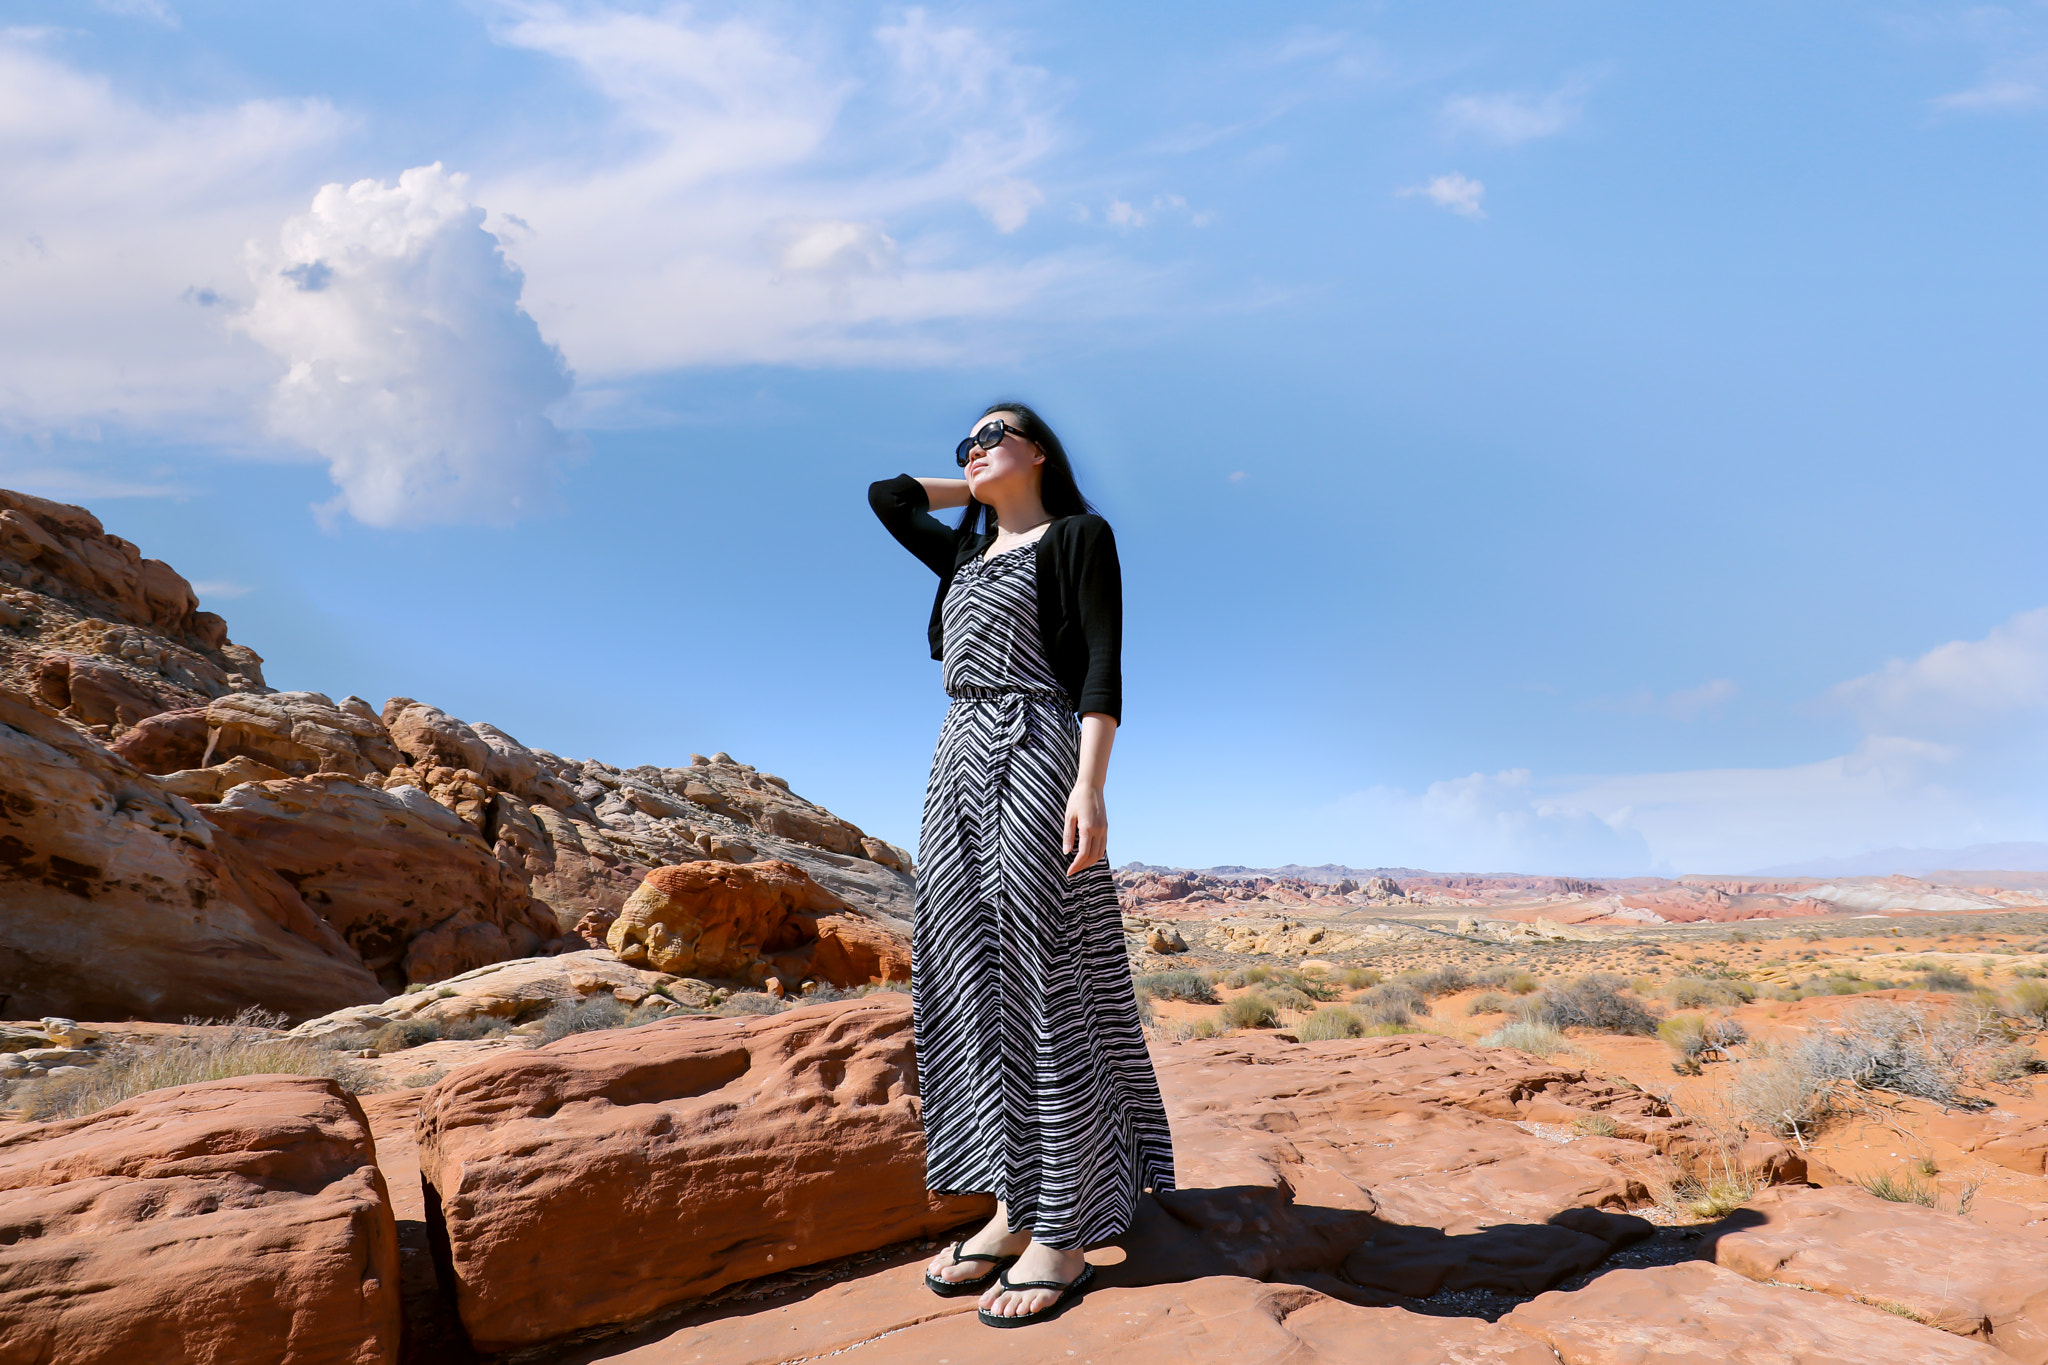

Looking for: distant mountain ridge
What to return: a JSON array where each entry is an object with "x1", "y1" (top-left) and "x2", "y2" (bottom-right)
[{"x1": 1751, "y1": 843, "x2": 2048, "y2": 878}]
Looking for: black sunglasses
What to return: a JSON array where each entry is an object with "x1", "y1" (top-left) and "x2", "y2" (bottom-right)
[{"x1": 955, "y1": 419, "x2": 1028, "y2": 466}]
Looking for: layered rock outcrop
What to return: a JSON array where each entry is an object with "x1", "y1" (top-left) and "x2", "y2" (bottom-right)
[
  {"x1": 0, "y1": 1074, "x2": 399, "y2": 1365},
  {"x1": 0, "y1": 687, "x2": 382, "y2": 1021},
  {"x1": 0, "y1": 484, "x2": 915, "y2": 1021},
  {"x1": 415, "y1": 995, "x2": 986, "y2": 1353}
]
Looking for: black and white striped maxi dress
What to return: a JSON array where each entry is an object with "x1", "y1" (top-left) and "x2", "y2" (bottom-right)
[{"x1": 912, "y1": 540, "x2": 1175, "y2": 1250}]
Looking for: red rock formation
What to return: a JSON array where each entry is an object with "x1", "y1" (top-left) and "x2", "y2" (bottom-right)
[
  {"x1": 1713, "y1": 1185, "x2": 2048, "y2": 1359},
  {"x1": 201, "y1": 774, "x2": 560, "y2": 991},
  {"x1": 606, "y1": 859, "x2": 910, "y2": 987},
  {"x1": 415, "y1": 995, "x2": 987, "y2": 1353},
  {"x1": 0, "y1": 1074, "x2": 399, "y2": 1365},
  {"x1": 0, "y1": 686, "x2": 382, "y2": 1021},
  {"x1": 1500, "y1": 1261, "x2": 2006, "y2": 1363}
]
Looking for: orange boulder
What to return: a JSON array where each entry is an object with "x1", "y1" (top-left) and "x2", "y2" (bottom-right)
[
  {"x1": 0, "y1": 1075, "x2": 399, "y2": 1365},
  {"x1": 414, "y1": 994, "x2": 986, "y2": 1354}
]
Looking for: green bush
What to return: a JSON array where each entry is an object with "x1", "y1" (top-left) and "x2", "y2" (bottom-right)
[
  {"x1": 1855, "y1": 1169, "x2": 1938, "y2": 1206},
  {"x1": 1659, "y1": 1015, "x2": 1709, "y2": 1060},
  {"x1": 1263, "y1": 985, "x2": 1318, "y2": 1012},
  {"x1": 1333, "y1": 967, "x2": 1382, "y2": 990},
  {"x1": 1296, "y1": 1007, "x2": 1366, "y2": 1041},
  {"x1": 1138, "y1": 970, "x2": 1218, "y2": 1004},
  {"x1": 1221, "y1": 966, "x2": 1273, "y2": 988},
  {"x1": 1220, "y1": 995, "x2": 1280, "y2": 1030},
  {"x1": 1466, "y1": 990, "x2": 1516, "y2": 1016}
]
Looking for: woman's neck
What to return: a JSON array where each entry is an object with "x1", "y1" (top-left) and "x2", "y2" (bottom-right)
[{"x1": 983, "y1": 490, "x2": 1051, "y2": 536}]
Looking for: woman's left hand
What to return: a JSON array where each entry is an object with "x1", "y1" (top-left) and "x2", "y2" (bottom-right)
[{"x1": 1063, "y1": 783, "x2": 1107, "y2": 877}]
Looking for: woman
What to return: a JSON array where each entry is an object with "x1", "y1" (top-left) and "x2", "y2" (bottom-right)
[{"x1": 868, "y1": 403, "x2": 1175, "y2": 1329}]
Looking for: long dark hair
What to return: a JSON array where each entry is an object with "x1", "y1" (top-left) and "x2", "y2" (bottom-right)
[{"x1": 955, "y1": 401, "x2": 1097, "y2": 540}]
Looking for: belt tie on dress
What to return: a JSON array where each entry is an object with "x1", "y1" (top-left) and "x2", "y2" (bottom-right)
[{"x1": 945, "y1": 687, "x2": 1071, "y2": 789}]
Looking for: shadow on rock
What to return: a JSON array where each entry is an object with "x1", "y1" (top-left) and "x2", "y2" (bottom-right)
[{"x1": 1094, "y1": 1186, "x2": 1655, "y2": 1304}]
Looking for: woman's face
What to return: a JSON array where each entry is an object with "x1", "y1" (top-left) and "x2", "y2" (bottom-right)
[{"x1": 962, "y1": 411, "x2": 1044, "y2": 501}]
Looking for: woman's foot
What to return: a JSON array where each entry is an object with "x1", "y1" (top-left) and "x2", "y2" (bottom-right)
[
  {"x1": 926, "y1": 1213, "x2": 1030, "y2": 1288},
  {"x1": 977, "y1": 1240, "x2": 1088, "y2": 1319}
]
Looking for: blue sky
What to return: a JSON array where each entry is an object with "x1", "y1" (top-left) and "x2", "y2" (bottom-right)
[{"x1": 3, "y1": 1, "x2": 2044, "y2": 875}]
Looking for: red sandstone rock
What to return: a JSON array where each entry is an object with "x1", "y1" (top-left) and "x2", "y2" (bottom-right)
[
  {"x1": 0, "y1": 1074, "x2": 399, "y2": 1365},
  {"x1": 414, "y1": 995, "x2": 987, "y2": 1353},
  {"x1": 201, "y1": 774, "x2": 558, "y2": 989},
  {"x1": 631, "y1": 1269, "x2": 1558, "y2": 1365},
  {"x1": 1501, "y1": 1261, "x2": 2008, "y2": 1363},
  {"x1": 0, "y1": 686, "x2": 382, "y2": 1021},
  {"x1": 607, "y1": 859, "x2": 909, "y2": 987},
  {"x1": 1712, "y1": 1184, "x2": 2048, "y2": 1360}
]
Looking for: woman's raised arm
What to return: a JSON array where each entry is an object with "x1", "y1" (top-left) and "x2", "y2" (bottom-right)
[{"x1": 917, "y1": 477, "x2": 971, "y2": 510}]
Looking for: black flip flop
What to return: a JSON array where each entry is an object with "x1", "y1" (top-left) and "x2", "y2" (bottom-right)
[
  {"x1": 976, "y1": 1263, "x2": 1096, "y2": 1328},
  {"x1": 923, "y1": 1243, "x2": 1020, "y2": 1297}
]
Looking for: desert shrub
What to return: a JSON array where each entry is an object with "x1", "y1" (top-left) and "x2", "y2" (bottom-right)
[
  {"x1": 371, "y1": 1018, "x2": 442, "y2": 1052},
  {"x1": 2004, "y1": 981, "x2": 2048, "y2": 1025},
  {"x1": 2013, "y1": 965, "x2": 2048, "y2": 980},
  {"x1": 711, "y1": 992, "x2": 785, "y2": 1019},
  {"x1": 1402, "y1": 966, "x2": 1470, "y2": 998},
  {"x1": 1473, "y1": 966, "x2": 1539, "y2": 994},
  {"x1": 1520, "y1": 974, "x2": 1661, "y2": 1036},
  {"x1": 399, "y1": 1066, "x2": 447, "y2": 1089},
  {"x1": 1984, "y1": 1043, "x2": 2047, "y2": 1082},
  {"x1": 1137, "y1": 970, "x2": 1217, "y2": 1005},
  {"x1": 1133, "y1": 987, "x2": 1155, "y2": 1027},
  {"x1": 20, "y1": 1011, "x2": 376, "y2": 1121},
  {"x1": 1263, "y1": 985, "x2": 1318, "y2": 1012},
  {"x1": 1466, "y1": 991, "x2": 1516, "y2": 1016},
  {"x1": 856, "y1": 979, "x2": 911, "y2": 996},
  {"x1": 1572, "y1": 1113, "x2": 1619, "y2": 1138},
  {"x1": 1706, "y1": 1015, "x2": 1749, "y2": 1052},
  {"x1": 1333, "y1": 967, "x2": 1381, "y2": 990},
  {"x1": 1917, "y1": 966, "x2": 1975, "y2": 993},
  {"x1": 1665, "y1": 976, "x2": 1755, "y2": 1009},
  {"x1": 1352, "y1": 982, "x2": 1426, "y2": 1027},
  {"x1": 1221, "y1": 966, "x2": 1273, "y2": 988},
  {"x1": 442, "y1": 1016, "x2": 511, "y2": 1041},
  {"x1": 1220, "y1": 995, "x2": 1280, "y2": 1030},
  {"x1": 1479, "y1": 1021, "x2": 1572, "y2": 1057},
  {"x1": 1855, "y1": 1169, "x2": 1938, "y2": 1206},
  {"x1": 536, "y1": 995, "x2": 676, "y2": 1042},
  {"x1": 1296, "y1": 1007, "x2": 1366, "y2": 1042},
  {"x1": 1659, "y1": 1015, "x2": 1710, "y2": 1061},
  {"x1": 1729, "y1": 1052, "x2": 1833, "y2": 1143},
  {"x1": 1264, "y1": 968, "x2": 1338, "y2": 1001},
  {"x1": 1160, "y1": 1015, "x2": 1222, "y2": 1042}
]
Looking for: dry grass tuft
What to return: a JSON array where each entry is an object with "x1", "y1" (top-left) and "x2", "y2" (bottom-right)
[{"x1": 18, "y1": 1010, "x2": 377, "y2": 1121}]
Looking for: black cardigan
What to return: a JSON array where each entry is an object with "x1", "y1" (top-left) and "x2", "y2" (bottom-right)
[{"x1": 868, "y1": 474, "x2": 1123, "y2": 723}]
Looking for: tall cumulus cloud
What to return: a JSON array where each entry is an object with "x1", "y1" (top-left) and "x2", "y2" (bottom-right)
[{"x1": 238, "y1": 164, "x2": 575, "y2": 527}]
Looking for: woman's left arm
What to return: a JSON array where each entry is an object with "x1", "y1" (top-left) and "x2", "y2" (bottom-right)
[{"x1": 1064, "y1": 712, "x2": 1116, "y2": 876}]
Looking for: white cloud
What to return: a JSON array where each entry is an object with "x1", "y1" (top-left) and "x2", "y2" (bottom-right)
[
  {"x1": 0, "y1": 30, "x2": 346, "y2": 433},
  {"x1": 1105, "y1": 199, "x2": 1145, "y2": 229},
  {"x1": 476, "y1": 2, "x2": 1096, "y2": 376},
  {"x1": 1319, "y1": 608, "x2": 2048, "y2": 875},
  {"x1": 237, "y1": 164, "x2": 576, "y2": 528},
  {"x1": 1925, "y1": 15, "x2": 2048, "y2": 113},
  {"x1": 188, "y1": 579, "x2": 252, "y2": 600},
  {"x1": 971, "y1": 178, "x2": 1044, "y2": 233},
  {"x1": 1440, "y1": 80, "x2": 1588, "y2": 144},
  {"x1": 1831, "y1": 606, "x2": 2048, "y2": 733},
  {"x1": 1397, "y1": 172, "x2": 1486, "y2": 219}
]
